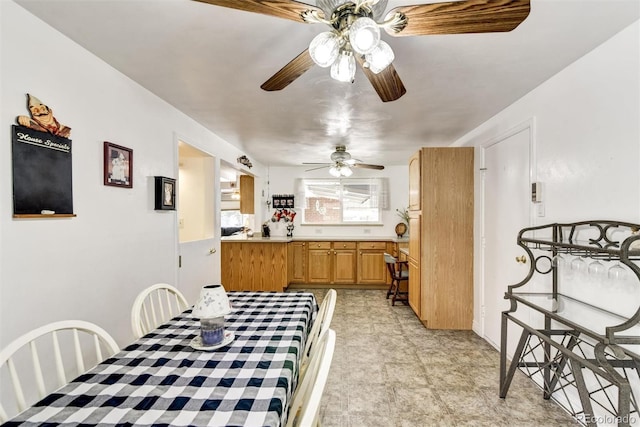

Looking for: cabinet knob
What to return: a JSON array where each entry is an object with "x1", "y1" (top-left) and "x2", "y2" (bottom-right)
[
  {"x1": 343, "y1": 244, "x2": 346, "y2": 248},
  {"x1": 302, "y1": 243, "x2": 305, "y2": 246},
  {"x1": 209, "y1": 248, "x2": 216, "y2": 254},
  {"x1": 515, "y1": 255, "x2": 527, "y2": 264},
  {"x1": 327, "y1": 251, "x2": 331, "y2": 255}
]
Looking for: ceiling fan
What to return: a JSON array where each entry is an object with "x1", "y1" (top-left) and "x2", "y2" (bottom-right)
[
  {"x1": 193, "y1": 0, "x2": 531, "y2": 102},
  {"x1": 303, "y1": 145, "x2": 384, "y2": 176}
]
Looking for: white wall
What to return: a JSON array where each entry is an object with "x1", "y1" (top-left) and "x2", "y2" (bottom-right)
[
  {"x1": 266, "y1": 165, "x2": 409, "y2": 238},
  {"x1": 0, "y1": 1, "x2": 264, "y2": 349},
  {"x1": 455, "y1": 20, "x2": 640, "y2": 334}
]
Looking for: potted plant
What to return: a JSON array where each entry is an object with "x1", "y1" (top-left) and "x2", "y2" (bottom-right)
[{"x1": 395, "y1": 207, "x2": 409, "y2": 238}]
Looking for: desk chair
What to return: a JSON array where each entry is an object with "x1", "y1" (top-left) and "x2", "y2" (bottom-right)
[{"x1": 384, "y1": 253, "x2": 409, "y2": 306}]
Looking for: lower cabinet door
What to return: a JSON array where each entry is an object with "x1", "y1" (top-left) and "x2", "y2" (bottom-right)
[
  {"x1": 308, "y1": 249, "x2": 332, "y2": 283},
  {"x1": 408, "y1": 257, "x2": 421, "y2": 316},
  {"x1": 333, "y1": 249, "x2": 357, "y2": 283}
]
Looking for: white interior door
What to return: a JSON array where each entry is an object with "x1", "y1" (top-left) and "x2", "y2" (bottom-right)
[
  {"x1": 177, "y1": 141, "x2": 219, "y2": 304},
  {"x1": 482, "y1": 122, "x2": 534, "y2": 351}
]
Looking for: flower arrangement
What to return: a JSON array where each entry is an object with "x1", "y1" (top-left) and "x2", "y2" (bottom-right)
[{"x1": 396, "y1": 207, "x2": 410, "y2": 224}]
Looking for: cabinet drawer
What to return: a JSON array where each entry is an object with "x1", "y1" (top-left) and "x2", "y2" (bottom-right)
[
  {"x1": 333, "y1": 241, "x2": 356, "y2": 250},
  {"x1": 357, "y1": 241, "x2": 387, "y2": 250},
  {"x1": 309, "y1": 241, "x2": 331, "y2": 250}
]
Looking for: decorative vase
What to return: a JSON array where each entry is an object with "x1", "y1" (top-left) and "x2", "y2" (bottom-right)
[{"x1": 395, "y1": 222, "x2": 408, "y2": 238}]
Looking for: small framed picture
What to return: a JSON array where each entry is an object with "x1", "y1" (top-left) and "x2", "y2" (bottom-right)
[
  {"x1": 155, "y1": 176, "x2": 176, "y2": 210},
  {"x1": 104, "y1": 141, "x2": 133, "y2": 188}
]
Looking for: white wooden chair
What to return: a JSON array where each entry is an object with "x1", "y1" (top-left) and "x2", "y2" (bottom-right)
[
  {"x1": 0, "y1": 320, "x2": 119, "y2": 422},
  {"x1": 299, "y1": 289, "x2": 336, "y2": 382},
  {"x1": 287, "y1": 329, "x2": 336, "y2": 427},
  {"x1": 130, "y1": 283, "x2": 189, "y2": 339}
]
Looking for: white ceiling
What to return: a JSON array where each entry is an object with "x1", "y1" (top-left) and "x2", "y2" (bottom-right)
[{"x1": 15, "y1": 0, "x2": 640, "y2": 167}]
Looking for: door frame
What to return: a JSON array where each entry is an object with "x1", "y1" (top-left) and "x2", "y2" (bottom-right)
[
  {"x1": 478, "y1": 117, "x2": 537, "y2": 343},
  {"x1": 173, "y1": 132, "x2": 221, "y2": 302}
]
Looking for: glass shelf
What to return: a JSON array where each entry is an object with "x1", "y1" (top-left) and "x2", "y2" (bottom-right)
[{"x1": 510, "y1": 292, "x2": 640, "y2": 349}]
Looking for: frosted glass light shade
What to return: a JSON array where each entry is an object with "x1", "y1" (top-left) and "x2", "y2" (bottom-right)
[
  {"x1": 341, "y1": 166, "x2": 353, "y2": 177},
  {"x1": 192, "y1": 284, "x2": 231, "y2": 318},
  {"x1": 309, "y1": 31, "x2": 340, "y2": 67},
  {"x1": 331, "y1": 50, "x2": 356, "y2": 83},
  {"x1": 365, "y1": 40, "x2": 394, "y2": 74},
  {"x1": 329, "y1": 166, "x2": 341, "y2": 177},
  {"x1": 349, "y1": 17, "x2": 380, "y2": 54}
]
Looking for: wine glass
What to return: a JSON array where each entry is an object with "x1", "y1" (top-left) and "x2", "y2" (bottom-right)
[
  {"x1": 608, "y1": 262, "x2": 627, "y2": 280},
  {"x1": 588, "y1": 260, "x2": 605, "y2": 276},
  {"x1": 552, "y1": 254, "x2": 566, "y2": 268},
  {"x1": 571, "y1": 257, "x2": 587, "y2": 273}
]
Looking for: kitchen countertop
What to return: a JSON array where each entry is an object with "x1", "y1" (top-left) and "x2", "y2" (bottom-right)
[{"x1": 221, "y1": 235, "x2": 409, "y2": 243}]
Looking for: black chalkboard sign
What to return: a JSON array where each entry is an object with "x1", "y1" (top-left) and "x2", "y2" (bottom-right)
[{"x1": 12, "y1": 125, "x2": 74, "y2": 216}]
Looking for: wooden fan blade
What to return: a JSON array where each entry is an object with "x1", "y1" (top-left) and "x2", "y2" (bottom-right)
[
  {"x1": 385, "y1": 0, "x2": 530, "y2": 37},
  {"x1": 261, "y1": 49, "x2": 315, "y2": 91},
  {"x1": 353, "y1": 163, "x2": 385, "y2": 170},
  {"x1": 356, "y1": 56, "x2": 406, "y2": 102},
  {"x1": 192, "y1": 0, "x2": 323, "y2": 24}
]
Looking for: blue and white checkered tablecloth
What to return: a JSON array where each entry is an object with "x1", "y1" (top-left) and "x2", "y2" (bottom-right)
[{"x1": 5, "y1": 291, "x2": 317, "y2": 427}]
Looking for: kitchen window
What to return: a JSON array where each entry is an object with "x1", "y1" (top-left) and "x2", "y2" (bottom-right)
[{"x1": 299, "y1": 178, "x2": 386, "y2": 225}]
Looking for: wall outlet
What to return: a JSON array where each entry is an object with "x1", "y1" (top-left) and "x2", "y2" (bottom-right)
[
  {"x1": 363, "y1": 229, "x2": 371, "y2": 234},
  {"x1": 315, "y1": 228, "x2": 322, "y2": 234}
]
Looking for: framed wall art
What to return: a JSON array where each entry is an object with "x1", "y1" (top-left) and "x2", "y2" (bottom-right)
[
  {"x1": 155, "y1": 176, "x2": 176, "y2": 210},
  {"x1": 104, "y1": 141, "x2": 132, "y2": 188}
]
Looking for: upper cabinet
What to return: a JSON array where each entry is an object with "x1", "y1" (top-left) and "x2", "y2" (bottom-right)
[
  {"x1": 408, "y1": 150, "x2": 421, "y2": 211},
  {"x1": 239, "y1": 175, "x2": 254, "y2": 214}
]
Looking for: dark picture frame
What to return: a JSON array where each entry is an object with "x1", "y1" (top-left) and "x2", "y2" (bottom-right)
[
  {"x1": 104, "y1": 141, "x2": 133, "y2": 188},
  {"x1": 155, "y1": 176, "x2": 176, "y2": 210}
]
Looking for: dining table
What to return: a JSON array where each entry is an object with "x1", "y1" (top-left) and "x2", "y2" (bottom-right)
[{"x1": 4, "y1": 291, "x2": 317, "y2": 427}]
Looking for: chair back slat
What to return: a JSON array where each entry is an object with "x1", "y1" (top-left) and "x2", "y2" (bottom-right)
[
  {"x1": 51, "y1": 330, "x2": 67, "y2": 387},
  {"x1": 72, "y1": 329, "x2": 86, "y2": 374},
  {"x1": 28, "y1": 341, "x2": 46, "y2": 399},
  {"x1": 93, "y1": 334, "x2": 103, "y2": 361},
  {"x1": 6, "y1": 357, "x2": 26, "y2": 412},
  {"x1": 130, "y1": 283, "x2": 189, "y2": 339}
]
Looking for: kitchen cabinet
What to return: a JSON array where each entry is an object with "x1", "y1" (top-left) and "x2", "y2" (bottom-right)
[
  {"x1": 407, "y1": 213, "x2": 421, "y2": 314},
  {"x1": 239, "y1": 175, "x2": 254, "y2": 214},
  {"x1": 333, "y1": 242, "x2": 357, "y2": 284},
  {"x1": 221, "y1": 241, "x2": 287, "y2": 291},
  {"x1": 407, "y1": 147, "x2": 474, "y2": 330},
  {"x1": 356, "y1": 241, "x2": 388, "y2": 285},
  {"x1": 307, "y1": 241, "x2": 357, "y2": 284},
  {"x1": 307, "y1": 242, "x2": 332, "y2": 283},
  {"x1": 288, "y1": 241, "x2": 307, "y2": 283},
  {"x1": 408, "y1": 150, "x2": 421, "y2": 211}
]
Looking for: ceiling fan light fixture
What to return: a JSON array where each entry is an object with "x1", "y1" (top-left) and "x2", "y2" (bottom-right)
[
  {"x1": 330, "y1": 49, "x2": 356, "y2": 83},
  {"x1": 349, "y1": 17, "x2": 380, "y2": 54},
  {"x1": 309, "y1": 31, "x2": 341, "y2": 67},
  {"x1": 364, "y1": 40, "x2": 394, "y2": 74},
  {"x1": 340, "y1": 166, "x2": 353, "y2": 177},
  {"x1": 329, "y1": 165, "x2": 342, "y2": 177}
]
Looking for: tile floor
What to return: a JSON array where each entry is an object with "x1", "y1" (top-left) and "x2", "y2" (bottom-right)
[{"x1": 303, "y1": 288, "x2": 579, "y2": 427}]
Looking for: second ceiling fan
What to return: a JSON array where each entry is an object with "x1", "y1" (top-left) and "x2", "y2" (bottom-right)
[
  {"x1": 194, "y1": 0, "x2": 531, "y2": 102},
  {"x1": 303, "y1": 145, "x2": 384, "y2": 177}
]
